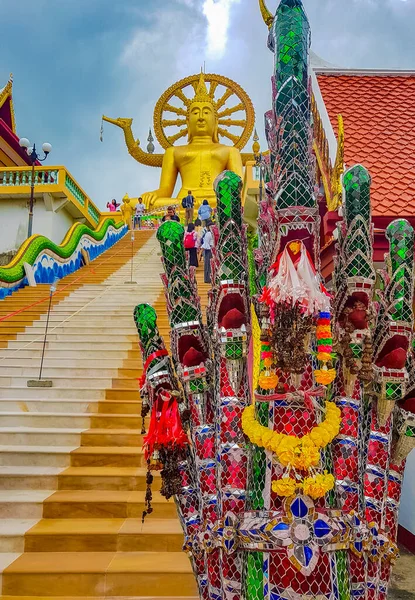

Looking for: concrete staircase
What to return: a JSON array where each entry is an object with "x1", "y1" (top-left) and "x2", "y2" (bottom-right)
[{"x1": 0, "y1": 231, "x2": 203, "y2": 599}]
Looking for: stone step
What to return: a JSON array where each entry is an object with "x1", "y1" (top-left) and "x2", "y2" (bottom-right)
[
  {"x1": 0, "y1": 596, "x2": 198, "y2": 600},
  {"x1": 1, "y1": 551, "x2": 196, "y2": 597},
  {"x1": 0, "y1": 367, "x2": 137, "y2": 379},
  {"x1": 6, "y1": 341, "x2": 136, "y2": 351},
  {"x1": 24, "y1": 518, "x2": 183, "y2": 553},
  {"x1": 58, "y1": 467, "x2": 153, "y2": 491},
  {"x1": 70, "y1": 447, "x2": 144, "y2": 468},
  {"x1": 0, "y1": 309, "x2": 146, "y2": 318},
  {"x1": 80, "y1": 429, "x2": 143, "y2": 447},
  {"x1": 43, "y1": 490, "x2": 176, "y2": 519},
  {"x1": 0, "y1": 466, "x2": 63, "y2": 490},
  {"x1": 0, "y1": 519, "x2": 39, "y2": 552},
  {"x1": 33, "y1": 314, "x2": 141, "y2": 323},
  {"x1": 0, "y1": 350, "x2": 140, "y2": 360},
  {"x1": 9, "y1": 333, "x2": 137, "y2": 343},
  {"x1": 10, "y1": 328, "x2": 137, "y2": 338},
  {"x1": 0, "y1": 445, "x2": 76, "y2": 468},
  {"x1": 0, "y1": 376, "x2": 138, "y2": 390},
  {"x1": 0, "y1": 387, "x2": 106, "y2": 399},
  {"x1": 0, "y1": 490, "x2": 53, "y2": 519},
  {"x1": 0, "y1": 399, "x2": 141, "y2": 415},
  {"x1": 0, "y1": 428, "x2": 83, "y2": 447},
  {"x1": 0, "y1": 358, "x2": 140, "y2": 369},
  {"x1": 0, "y1": 413, "x2": 141, "y2": 429},
  {"x1": 0, "y1": 413, "x2": 91, "y2": 428}
]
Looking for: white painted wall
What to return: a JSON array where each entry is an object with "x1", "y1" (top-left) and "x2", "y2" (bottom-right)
[
  {"x1": 0, "y1": 198, "x2": 81, "y2": 254},
  {"x1": 399, "y1": 452, "x2": 415, "y2": 534}
]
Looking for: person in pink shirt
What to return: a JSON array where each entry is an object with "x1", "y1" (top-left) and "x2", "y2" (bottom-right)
[{"x1": 107, "y1": 199, "x2": 120, "y2": 212}]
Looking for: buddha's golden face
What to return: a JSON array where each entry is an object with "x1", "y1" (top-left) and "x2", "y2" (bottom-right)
[{"x1": 187, "y1": 101, "x2": 217, "y2": 141}]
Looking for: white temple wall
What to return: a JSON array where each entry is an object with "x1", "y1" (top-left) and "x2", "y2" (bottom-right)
[{"x1": 0, "y1": 198, "x2": 81, "y2": 254}]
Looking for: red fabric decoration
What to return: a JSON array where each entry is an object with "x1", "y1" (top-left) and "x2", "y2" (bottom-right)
[
  {"x1": 143, "y1": 391, "x2": 188, "y2": 462},
  {"x1": 376, "y1": 348, "x2": 407, "y2": 370},
  {"x1": 222, "y1": 308, "x2": 246, "y2": 329},
  {"x1": 182, "y1": 347, "x2": 205, "y2": 367},
  {"x1": 401, "y1": 397, "x2": 415, "y2": 414},
  {"x1": 347, "y1": 309, "x2": 368, "y2": 330}
]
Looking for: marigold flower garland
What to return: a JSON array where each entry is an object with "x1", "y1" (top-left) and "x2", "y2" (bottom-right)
[
  {"x1": 242, "y1": 402, "x2": 341, "y2": 497},
  {"x1": 271, "y1": 472, "x2": 335, "y2": 500},
  {"x1": 314, "y1": 310, "x2": 336, "y2": 385}
]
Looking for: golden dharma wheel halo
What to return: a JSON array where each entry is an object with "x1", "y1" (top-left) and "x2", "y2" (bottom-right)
[{"x1": 153, "y1": 73, "x2": 255, "y2": 151}]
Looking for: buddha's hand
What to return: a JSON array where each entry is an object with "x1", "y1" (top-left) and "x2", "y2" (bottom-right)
[{"x1": 141, "y1": 191, "x2": 158, "y2": 209}]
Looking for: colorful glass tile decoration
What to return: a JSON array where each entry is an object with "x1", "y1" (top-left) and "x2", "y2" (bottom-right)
[
  {"x1": 269, "y1": 0, "x2": 314, "y2": 211},
  {"x1": 132, "y1": 2, "x2": 415, "y2": 600}
]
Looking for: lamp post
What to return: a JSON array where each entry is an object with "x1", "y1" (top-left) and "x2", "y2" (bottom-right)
[{"x1": 18, "y1": 138, "x2": 52, "y2": 238}]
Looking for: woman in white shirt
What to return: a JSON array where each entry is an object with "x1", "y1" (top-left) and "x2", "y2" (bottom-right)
[{"x1": 201, "y1": 221, "x2": 214, "y2": 283}]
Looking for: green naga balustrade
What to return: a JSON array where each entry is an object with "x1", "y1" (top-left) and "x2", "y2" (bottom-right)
[
  {"x1": 133, "y1": 304, "x2": 167, "y2": 373},
  {"x1": 156, "y1": 221, "x2": 199, "y2": 326},
  {"x1": 341, "y1": 165, "x2": 376, "y2": 281},
  {"x1": 215, "y1": 170, "x2": 243, "y2": 230},
  {"x1": 272, "y1": 0, "x2": 314, "y2": 210},
  {"x1": 386, "y1": 219, "x2": 415, "y2": 324},
  {"x1": 215, "y1": 171, "x2": 246, "y2": 282},
  {"x1": 156, "y1": 221, "x2": 186, "y2": 276},
  {"x1": 0, "y1": 218, "x2": 126, "y2": 299}
]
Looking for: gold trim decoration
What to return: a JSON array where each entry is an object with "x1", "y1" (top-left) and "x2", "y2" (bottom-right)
[
  {"x1": 153, "y1": 73, "x2": 255, "y2": 151},
  {"x1": 329, "y1": 114, "x2": 345, "y2": 211},
  {"x1": 0, "y1": 74, "x2": 16, "y2": 133},
  {"x1": 311, "y1": 94, "x2": 345, "y2": 212},
  {"x1": 258, "y1": 0, "x2": 274, "y2": 29}
]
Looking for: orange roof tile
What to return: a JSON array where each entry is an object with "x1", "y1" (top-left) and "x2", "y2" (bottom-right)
[{"x1": 317, "y1": 73, "x2": 415, "y2": 217}]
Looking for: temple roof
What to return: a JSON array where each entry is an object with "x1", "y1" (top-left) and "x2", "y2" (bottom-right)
[
  {"x1": 0, "y1": 76, "x2": 16, "y2": 133},
  {"x1": 0, "y1": 75, "x2": 35, "y2": 167},
  {"x1": 316, "y1": 70, "x2": 415, "y2": 219}
]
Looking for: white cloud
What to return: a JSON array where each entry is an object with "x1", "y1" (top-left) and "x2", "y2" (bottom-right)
[{"x1": 202, "y1": 0, "x2": 240, "y2": 59}]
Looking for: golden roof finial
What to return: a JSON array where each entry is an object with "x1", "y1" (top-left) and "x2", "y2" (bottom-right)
[
  {"x1": 2, "y1": 73, "x2": 13, "y2": 97},
  {"x1": 258, "y1": 0, "x2": 274, "y2": 29}
]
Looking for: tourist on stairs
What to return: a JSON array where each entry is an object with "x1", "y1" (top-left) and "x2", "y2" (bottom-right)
[
  {"x1": 197, "y1": 199, "x2": 212, "y2": 225},
  {"x1": 184, "y1": 223, "x2": 198, "y2": 267},
  {"x1": 201, "y1": 220, "x2": 214, "y2": 283},
  {"x1": 134, "y1": 197, "x2": 146, "y2": 229}
]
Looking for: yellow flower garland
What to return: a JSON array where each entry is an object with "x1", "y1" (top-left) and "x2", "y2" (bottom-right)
[
  {"x1": 302, "y1": 473, "x2": 335, "y2": 499},
  {"x1": 241, "y1": 402, "x2": 341, "y2": 470},
  {"x1": 271, "y1": 472, "x2": 335, "y2": 499}
]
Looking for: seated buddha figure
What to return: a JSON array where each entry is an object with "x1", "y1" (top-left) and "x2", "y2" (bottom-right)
[{"x1": 141, "y1": 73, "x2": 243, "y2": 210}]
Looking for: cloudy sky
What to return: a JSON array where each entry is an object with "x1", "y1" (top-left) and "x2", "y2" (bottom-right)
[{"x1": 2, "y1": 0, "x2": 414, "y2": 208}]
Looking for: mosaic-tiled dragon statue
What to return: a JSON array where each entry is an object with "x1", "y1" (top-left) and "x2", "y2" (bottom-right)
[{"x1": 133, "y1": 1, "x2": 415, "y2": 599}]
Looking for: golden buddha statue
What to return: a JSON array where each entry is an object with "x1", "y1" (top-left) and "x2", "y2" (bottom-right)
[
  {"x1": 102, "y1": 72, "x2": 255, "y2": 210},
  {"x1": 120, "y1": 193, "x2": 133, "y2": 229}
]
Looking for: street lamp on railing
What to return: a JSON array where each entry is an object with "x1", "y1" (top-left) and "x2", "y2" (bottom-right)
[{"x1": 19, "y1": 138, "x2": 52, "y2": 238}]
